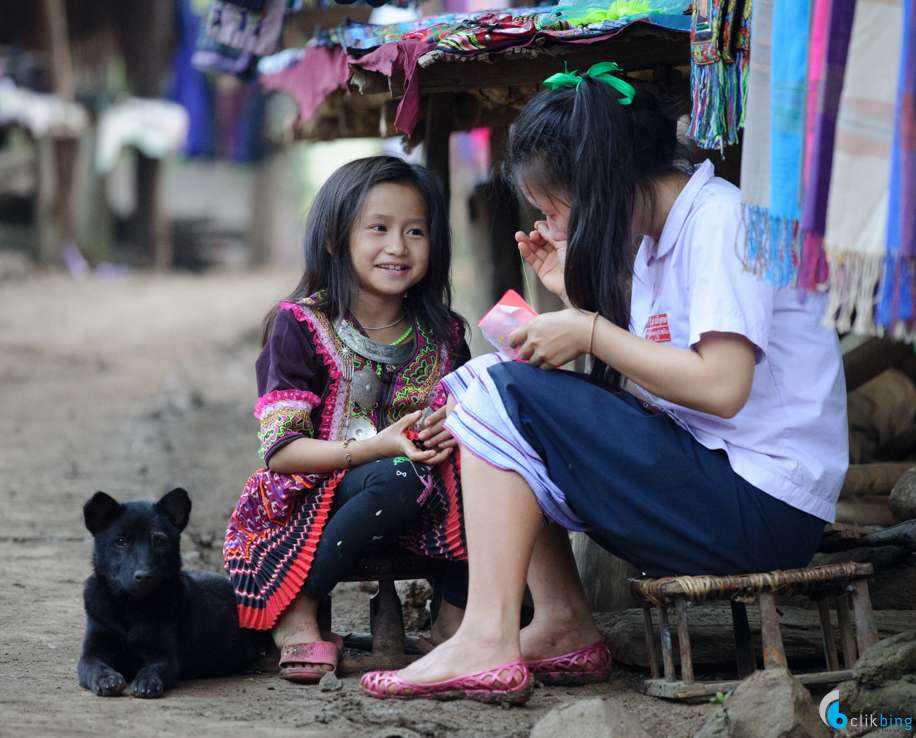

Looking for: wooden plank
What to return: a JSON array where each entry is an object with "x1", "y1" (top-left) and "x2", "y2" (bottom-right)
[
  {"x1": 644, "y1": 670, "x2": 855, "y2": 701},
  {"x1": 414, "y1": 31, "x2": 689, "y2": 94}
]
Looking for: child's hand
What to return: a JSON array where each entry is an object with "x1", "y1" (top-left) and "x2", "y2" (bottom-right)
[
  {"x1": 370, "y1": 411, "x2": 453, "y2": 465},
  {"x1": 516, "y1": 223, "x2": 568, "y2": 305},
  {"x1": 509, "y1": 309, "x2": 593, "y2": 370},
  {"x1": 417, "y1": 406, "x2": 457, "y2": 450}
]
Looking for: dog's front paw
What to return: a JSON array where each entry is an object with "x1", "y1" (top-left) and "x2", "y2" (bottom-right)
[
  {"x1": 92, "y1": 672, "x2": 127, "y2": 697},
  {"x1": 131, "y1": 674, "x2": 164, "y2": 699}
]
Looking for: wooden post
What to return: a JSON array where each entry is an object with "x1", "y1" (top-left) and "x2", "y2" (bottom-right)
[
  {"x1": 757, "y1": 592, "x2": 788, "y2": 669},
  {"x1": 248, "y1": 147, "x2": 283, "y2": 267},
  {"x1": 834, "y1": 594, "x2": 858, "y2": 668},
  {"x1": 370, "y1": 579, "x2": 406, "y2": 657},
  {"x1": 816, "y1": 597, "x2": 840, "y2": 672},
  {"x1": 39, "y1": 0, "x2": 78, "y2": 267},
  {"x1": 571, "y1": 533, "x2": 641, "y2": 612},
  {"x1": 424, "y1": 94, "x2": 452, "y2": 209},
  {"x1": 730, "y1": 600, "x2": 757, "y2": 678},
  {"x1": 675, "y1": 598, "x2": 694, "y2": 684},
  {"x1": 642, "y1": 606, "x2": 660, "y2": 680},
  {"x1": 850, "y1": 581, "x2": 879, "y2": 655},
  {"x1": 657, "y1": 605, "x2": 676, "y2": 682}
]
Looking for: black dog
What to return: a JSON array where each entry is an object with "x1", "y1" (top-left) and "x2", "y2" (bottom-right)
[{"x1": 78, "y1": 488, "x2": 268, "y2": 698}]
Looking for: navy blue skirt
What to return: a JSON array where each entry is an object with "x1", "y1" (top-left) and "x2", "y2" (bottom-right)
[{"x1": 488, "y1": 361, "x2": 825, "y2": 578}]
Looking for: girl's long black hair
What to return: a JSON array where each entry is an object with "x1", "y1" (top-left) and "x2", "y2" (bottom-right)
[
  {"x1": 262, "y1": 156, "x2": 467, "y2": 358},
  {"x1": 507, "y1": 77, "x2": 687, "y2": 389}
]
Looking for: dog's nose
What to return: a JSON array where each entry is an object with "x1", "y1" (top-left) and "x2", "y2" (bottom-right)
[{"x1": 133, "y1": 570, "x2": 152, "y2": 583}]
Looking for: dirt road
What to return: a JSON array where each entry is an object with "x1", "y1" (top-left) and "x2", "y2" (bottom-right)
[{"x1": 0, "y1": 271, "x2": 712, "y2": 737}]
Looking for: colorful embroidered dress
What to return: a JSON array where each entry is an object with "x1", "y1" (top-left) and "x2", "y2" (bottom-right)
[{"x1": 224, "y1": 295, "x2": 469, "y2": 629}]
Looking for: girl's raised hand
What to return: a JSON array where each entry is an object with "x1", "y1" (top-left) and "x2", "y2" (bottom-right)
[
  {"x1": 417, "y1": 406, "x2": 458, "y2": 450},
  {"x1": 509, "y1": 309, "x2": 593, "y2": 370},
  {"x1": 516, "y1": 222, "x2": 568, "y2": 304},
  {"x1": 370, "y1": 411, "x2": 453, "y2": 466}
]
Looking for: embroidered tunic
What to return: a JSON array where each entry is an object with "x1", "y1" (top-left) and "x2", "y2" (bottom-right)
[{"x1": 224, "y1": 295, "x2": 469, "y2": 629}]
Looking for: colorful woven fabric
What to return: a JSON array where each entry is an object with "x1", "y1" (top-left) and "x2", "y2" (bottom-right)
[
  {"x1": 401, "y1": 11, "x2": 571, "y2": 55},
  {"x1": 876, "y1": 0, "x2": 916, "y2": 335},
  {"x1": 223, "y1": 295, "x2": 469, "y2": 629},
  {"x1": 797, "y1": 0, "x2": 856, "y2": 290},
  {"x1": 823, "y1": 0, "x2": 905, "y2": 334},
  {"x1": 740, "y1": 0, "x2": 809, "y2": 286},
  {"x1": 687, "y1": 0, "x2": 752, "y2": 149}
]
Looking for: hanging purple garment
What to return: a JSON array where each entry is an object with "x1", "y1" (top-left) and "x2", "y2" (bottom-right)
[{"x1": 797, "y1": 0, "x2": 856, "y2": 289}]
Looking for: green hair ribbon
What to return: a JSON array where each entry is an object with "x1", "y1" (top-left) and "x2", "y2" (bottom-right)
[{"x1": 542, "y1": 61, "x2": 635, "y2": 105}]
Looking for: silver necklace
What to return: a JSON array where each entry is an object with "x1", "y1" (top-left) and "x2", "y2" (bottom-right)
[{"x1": 358, "y1": 313, "x2": 405, "y2": 331}]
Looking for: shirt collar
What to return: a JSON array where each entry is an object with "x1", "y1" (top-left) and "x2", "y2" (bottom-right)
[{"x1": 644, "y1": 159, "x2": 715, "y2": 263}]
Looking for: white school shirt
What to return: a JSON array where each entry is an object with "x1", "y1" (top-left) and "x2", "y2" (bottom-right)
[{"x1": 630, "y1": 160, "x2": 848, "y2": 522}]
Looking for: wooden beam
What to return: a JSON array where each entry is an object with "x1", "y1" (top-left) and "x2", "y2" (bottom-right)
[
  {"x1": 840, "y1": 463, "x2": 914, "y2": 498},
  {"x1": 42, "y1": 0, "x2": 74, "y2": 103}
]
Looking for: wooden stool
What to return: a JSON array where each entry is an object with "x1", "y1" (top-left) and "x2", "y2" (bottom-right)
[
  {"x1": 628, "y1": 562, "x2": 879, "y2": 700},
  {"x1": 319, "y1": 546, "x2": 453, "y2": 675}
]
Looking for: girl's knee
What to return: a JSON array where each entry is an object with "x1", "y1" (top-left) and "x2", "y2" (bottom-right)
[{"x1": 364, "y1": 457, "x2": 431, "y2": 506}]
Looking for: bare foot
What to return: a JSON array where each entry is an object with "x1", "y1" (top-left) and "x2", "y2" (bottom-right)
[
  {"x1": 396, "y1": 630, "x2": 520, "y2": 685},
  {"x1": 429, "y1": 600, "x2": 464, "y2": 646},
  {"x1": 520, "y1": 613, "x2": 602, "y2": 662}
]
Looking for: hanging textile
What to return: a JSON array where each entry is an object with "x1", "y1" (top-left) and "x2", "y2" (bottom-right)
[
  {"x1": 686, "y1": 0, "x2": 752, "y2": 149},
  {"x1": 260, "y1": 45, "x2": 353, "y2": 122},
  {"x1": 797, "y1": 0, "x2": 856, "y2": 290},
  {"x1": 823, "y1": 0, "x2": 905, "y2": 334},
  {"x1": 205, "y1": 0, "x2": 286, "y2": 56},
  {"x1": 876, "y1": 0, "x2": 916, "y2": 336}
]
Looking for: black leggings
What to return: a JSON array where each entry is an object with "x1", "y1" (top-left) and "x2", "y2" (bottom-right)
[{"x1": 302, "y1": 458, "x2": 468, "y2": 609}]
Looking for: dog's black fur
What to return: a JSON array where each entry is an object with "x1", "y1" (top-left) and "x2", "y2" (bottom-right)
[{"x1": 77, "y1": 488, "x2": 268, "y2": 698}]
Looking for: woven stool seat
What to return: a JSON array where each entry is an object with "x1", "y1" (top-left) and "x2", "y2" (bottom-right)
[{"x1": 628, "y1": 562, "x2": 879, "y2": 700}]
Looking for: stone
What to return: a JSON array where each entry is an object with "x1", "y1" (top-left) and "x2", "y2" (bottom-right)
[
  {"x1": 318, "y1": 671, "x2": 342, "y2": 692},
  {"x1": 839, "y1": 630, "x2": 916, "y2": 716},
  {"x1": 596, "y1": 606, "x2": 916, "y2": 668},
  {"x1": 694, "y1": 668, "x2": 829, "y2": 738},
  {"x1": 529, "y1": 698, "x2": 653, "y2": 738},
  {"x1": 891, "y1": 468, "x2": 916, "y2": 521}
]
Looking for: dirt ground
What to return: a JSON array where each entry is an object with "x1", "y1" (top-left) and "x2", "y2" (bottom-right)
[{"x1": 0, "y1": 269, "x2": 715, "y2": 738}]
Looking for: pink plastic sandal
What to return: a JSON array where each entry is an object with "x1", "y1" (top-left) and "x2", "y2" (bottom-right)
[
  {"x1": 526, "y1": 640, "x2": 612, "y2": 686},
  {"x1": 279, "y1": 631, "x2": 344, "y2": 684},
  {"x1": 360, "y1": 658, "x2": 533, "y2": 704}
]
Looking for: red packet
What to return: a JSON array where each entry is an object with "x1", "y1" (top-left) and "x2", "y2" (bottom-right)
[{"x1": 477, "y1": 290, "x2": 538, "y2": 360}]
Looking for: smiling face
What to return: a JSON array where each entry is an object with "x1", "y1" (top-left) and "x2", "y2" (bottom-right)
[
  {"x1": 349, "y1": 182, "x2": 431, "y2": 302},
  {"x1": 523, "y1": 186, "x2": 571, "y2": 244}
]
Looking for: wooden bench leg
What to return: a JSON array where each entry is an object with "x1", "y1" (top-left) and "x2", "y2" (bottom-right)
[
  {"x1": 675, "y1": 598, "x2": 694, "y2": 684},
  {"x1": 835, "y1": 593, "x2": 858, "y2": 668},
  {"x1": 657, "y1": 605, "x2": 676, "y2": 682},
  {"x1": 758, "y1": 592, "x2": 787, "y2": 669},
  {"x1": 850, "y1": 581, "x2": 879, "y2": 655},
  {"x1": 642, "y1": 606, "x2": 660, "y2": 680},
  {"x1": 815, "y1": 597, "x2": 839, "y2": 671},
  {"x1": 730, "y1": 600, "x2": 757, "y2": 678},
  {"x1": 370, "y1": 578, "x2": 406, "y2": 658}
]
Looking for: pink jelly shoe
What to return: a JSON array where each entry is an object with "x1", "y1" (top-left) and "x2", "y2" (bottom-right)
[
  {"x1": 360, "y1": 658, "x2": 533, "y2": 705},
  {"x1": 526, "y1": 640, "x2": 612, "y2": 686}
]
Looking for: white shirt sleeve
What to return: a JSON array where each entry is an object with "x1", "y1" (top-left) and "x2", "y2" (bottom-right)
[{"x1": 684, "y1": 197, "x2": 775, "y2": 364}]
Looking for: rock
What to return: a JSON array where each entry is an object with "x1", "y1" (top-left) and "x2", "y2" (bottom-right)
[
  {"x1": 848, "y1": 369, "x2": 916, "y2": 464},
  {"x1": 596, "y1": 606, "x2": 916, "y2": 668},
  {"x1": 839, "y1": 630, "x2": 916, "y2": 716},
  {"x1": 396, "y1": 579, "x2": 432, "y2": 631},
  {"x1": 529, "y1": 698, "x2": 652, "y2": 738},
  {"x1": 694, "y1": 668, "x2": 829, "y2": 738},
  {"x1": 891, "y1": 468, "x2": 916, "y2": 521},
  {"x1": 318, "y1": 671, "x2": 342, "y2": 692}
]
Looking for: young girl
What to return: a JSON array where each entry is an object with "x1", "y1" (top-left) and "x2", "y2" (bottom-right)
[
  {"x1": 361, "y1": 66, "x2": 848, "y2": 703},
  {"x1": 223, "y1": 156, "x2": 470, "y2": 683}
]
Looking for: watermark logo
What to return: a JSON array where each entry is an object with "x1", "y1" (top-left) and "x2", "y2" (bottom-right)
[
  {"x1": 818, "y1": 691, "x2": 913, "y2": 731},
  {"x1": 819, "y1": 690, "x2": 847, "y2": 729}
]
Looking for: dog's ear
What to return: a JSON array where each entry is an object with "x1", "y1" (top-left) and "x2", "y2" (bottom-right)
[
  {"x1": 157, "y1": 488, "x2": 191, "y2": 532},
  {"x1": 84, "y1": 492, "x2": 123, "y2": 535}
]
